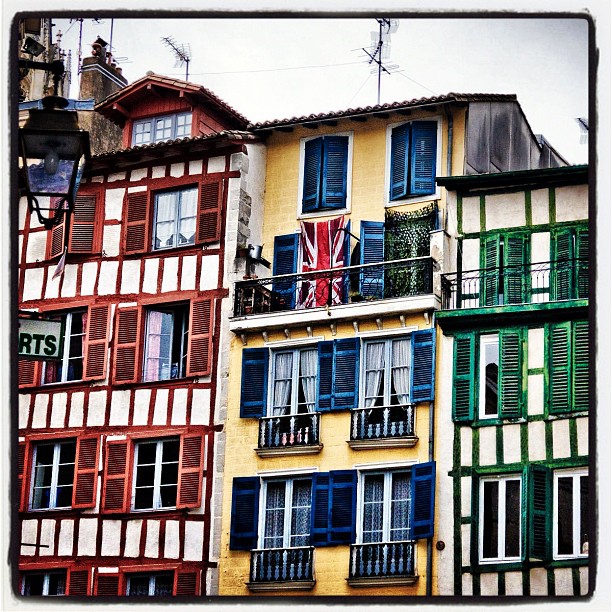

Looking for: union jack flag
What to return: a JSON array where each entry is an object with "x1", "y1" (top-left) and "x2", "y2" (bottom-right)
[{"x1": 298, "y1": 216, "x2": 347, "y2": 309}]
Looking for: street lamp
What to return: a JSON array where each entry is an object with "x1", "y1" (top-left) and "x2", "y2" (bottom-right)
[{"x1": 18, "y1": 59, "x2": 90, "y2": 229}]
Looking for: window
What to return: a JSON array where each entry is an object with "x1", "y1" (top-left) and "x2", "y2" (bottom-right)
[
  {"x1": 260, "y1": 478, "x2": 312, "y2": 549},
  {"x1": 132, "y1": 112, "x2": 192, "y2": 146},
  {"x1": 479, "y1": 334, "x2": 499, "y2": 418},
  {"x1": 553, "y1": 469, "x2": 588, "y2": 559},
  {"x1": 30, "y1": 440, "x2": 76, "y2": 510},
  {"x1": 22, "y1": 570, "x2": 66, "y2": 596},
  {"x1": 143, "y1": 305, "x2": 189, "y2": 382},
  {"x1": 479, "y1": 475, "x2": 522, "y2": 563},
  {"x1": 269, "y1": 347, "x2": 318, "y2": 416},
  {"x1": 301, "y1": 135, "x2": 349, "y2": 213},
  {"x1": 153, "y1": 187, "x2": 198, "y2": 250},
  {"x1": 126, "y1": 572, "x2": 174, "y2": 596},
  {"x1": 359, "y1": 470, "x2": 411, "y2": 543},
  {"x1": 132, "y1": 438, "x2": 180, "y2": 510},
  {"x1": 389, "y1": 121, "x2": 437, "y2": 201},
  {"x1": 42, "y1": 310, "x2": 86, "y2": 384}
]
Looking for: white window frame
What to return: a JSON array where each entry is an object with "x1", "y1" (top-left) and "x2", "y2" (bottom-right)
[
  {"x1": 553, "y1": 468, "x2": 589, "y2": 560},
  {"x1": 356, "y1": 468, "x2": 412, "y2": 544},
  {"x1": 126, "y1": 572, "x2": 174, "y2": 596},
  {"x1": 29, "y1": 440, "x2": 76, "y2": 510},
  {"x1": 152, "y1": 186, "x2": 198, "y2": 251},
  {"x1": 384, "y1": 117, "x2": 442, "y2": 207},
  {"x1": 258, "y1": 476, "x2": 313, "y2": 549},
  {"x1": 479, "y1": 334, "x2": 500, "y2": 419},
  {"x1": 132, "y1": 112, "x2": 192, "y2": 146},
  {"x1": 131, "y1": 438, "x2": 180, "y2": 511},
  {"x1": 478, "y1": 474, "x2": 522, "y2": 564},
  {"x1": 41, "y1": 310, "x2": 86, "y2": 385},
  {"x1": 296, "y1": 131, "x2": 353, "y2": 219},
  {"x1": 21, "y1": 570, "x2": 67, "y2": 596}
]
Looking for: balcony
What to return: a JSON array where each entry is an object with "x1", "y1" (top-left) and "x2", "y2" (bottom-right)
[
  {"x1": 348, "y1": 541, "x2": 417, "y2": 587},
  {"x1": 256, "y1": 413, "x2": 322, "y2": 457},
  {"x1": 441, "y1": 259, "x2": 588, "y2": 310},
  {"x1": 247, "y1": 547, "x2": 315, "y2": 591},
  {"x1": 348, "y1": 405, "x2": 417, "y2": 450},
  {"x1": 231, "y1": 257, "x2": 439, "y2": 333}
]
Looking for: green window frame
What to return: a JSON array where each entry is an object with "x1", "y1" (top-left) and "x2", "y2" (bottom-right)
[
  {"x1": 551, "y1": 226, "x2": 589, "y2": 300},
  {"x1": 547, "y1": 320, "x2": 589, "y2": 414}
]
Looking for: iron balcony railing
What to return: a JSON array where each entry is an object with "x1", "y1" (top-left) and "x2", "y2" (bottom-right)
[
  {"x1": 258, "y1": 413, "x2": 320, "y2": 450},
  {"x1": 250, "y1": 547, "x2": 315, "y2": 584},
  {"x1": 350, "y1": 405, "x2": 415, "y2": 442},
  {"x1": 441, "y1": 258, "x2": 588, "y2": 310},
  {"x1": 349, "y1": 541, "x2": 416, "y2": 581},
  {"x1": 234, "y1": 257, "x2": 436, "y2": 317}
]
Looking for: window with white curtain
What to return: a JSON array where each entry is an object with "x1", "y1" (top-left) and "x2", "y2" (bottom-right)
[
  {"x1": 153, "y1": 186, "x2": 198, "y2": 250},
  {"x1": 359, "y1": 470, "x2": 411, "y2": 543},
  {"x1": 362, "y1": 337, "x2": 411, "y2": 408},
  {"x1": 269, "y1": 347, "x2": 318, "y2": 416},
  {"x1": 261, "y1": 478, "x2": 312, "y2": 549}
]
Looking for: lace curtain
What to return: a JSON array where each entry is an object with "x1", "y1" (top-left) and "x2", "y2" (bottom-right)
[
  {"x1": 391, "y1": 338, "x2": 411, "y2": 406},
  {"x1": 264, "y1": 482, "x2": 286, "y2": 548},
  {"x1": 364, "y1": 342, "x2": 385, "y2": 407},
  {"x1": 299, "y1": 349, "x2": 318, "y2": 413}
]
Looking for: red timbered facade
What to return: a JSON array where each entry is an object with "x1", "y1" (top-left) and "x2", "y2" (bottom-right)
[{"x1": 16, "y1": 74, "x2": 265, "y2": 597}]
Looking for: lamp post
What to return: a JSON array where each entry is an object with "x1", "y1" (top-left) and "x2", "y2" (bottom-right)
[{"x1": 18, "y1": 58, "x2": 90, "y2": 230}]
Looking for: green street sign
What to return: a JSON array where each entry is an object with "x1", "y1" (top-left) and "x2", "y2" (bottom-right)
[{"x1": 18, "y1": 317, "x2": 64, "y2": 360}]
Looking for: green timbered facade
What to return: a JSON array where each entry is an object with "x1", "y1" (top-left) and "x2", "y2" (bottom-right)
[{"x1": 435, "y1": 166, "x2": 591, "y2": 597}]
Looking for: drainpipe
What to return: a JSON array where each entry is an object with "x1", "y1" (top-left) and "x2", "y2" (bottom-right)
[
  {"x1": 445, "y1": 105, "x2": 453, "y2": 177},
  {"x1": 426, "y1": 309, "x2": 437, "y2": 597}
]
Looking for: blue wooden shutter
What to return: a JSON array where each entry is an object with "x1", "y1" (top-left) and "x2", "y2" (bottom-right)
[
  {"x1": 409, "y1": 461, "x2": 436, "y2": 540},
  {"x1": 302, "y1": 137, "x2": 323, "y2": 212},
  {"x1": 310, "y1": 471, "x2": 357, "y2": 547},
  {"x1": 409, "y1": 121, "x2": 437, "y2": 195},
  {"x1": 316, "y1": 338, "x2": 359, "y2": 412},
  {"x1": 360, "y1": 220, "x2": 385, "y2": 298},
  {"x1": 527, "y1": 464, "x2": 551, "y2": 562},
  {"x1": 411, "y1": 328, "x2": 435, "y2": 402},
  {"x1": 240, "y1": 348, "x2": 268, "y2": 418},
  {"x1": 573, "y1": 320, "x2": 589, "y2": 411},
  {"x1": 499, "y1": 329, "x2": 523, "y2": 419},
  {"x1": 272, "y1": 233, "x2": 299, "y2": 309},
  {"x1": 322, "y1": 136, "x2": 348, "y2": 210},
  {"x1": 452, "y1": 334, "x2": 475, "y2": 421},
  {"x1": 229, "y1": 477, "x2": 260, "y2": 550},
  {"x1": 390, "y1": 123, "x2": 410, "y2": 200}
]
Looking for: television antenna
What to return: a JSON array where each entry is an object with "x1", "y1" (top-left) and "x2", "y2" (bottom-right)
[
  {"x1": 362, "y1": 18, "x2": 400, "y2": 105},
  {"x1": 575, "y1": 117, "x2": 588, "y2": 144},
  {"x1": 161, "y1": 36, "x2": 192, "y2": 80}
]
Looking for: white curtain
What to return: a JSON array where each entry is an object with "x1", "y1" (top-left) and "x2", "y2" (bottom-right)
[
  {"x1": 178, "y1": 188, "x2": 197, "y2": 245},
  {"x1": 299, "y1": 349, "x2": 318, "y2": 412},
  {"x1": 364, "y1": 343, "x2": 385, "y2": 407},
  {"x1": 290, "y1": 480, "x2": 312, "y2": 547},
  {"x1": 390, "y1": 472, "x2": 411, "y2": 542},
  {"x1": 264, "y1": 482, "x2": 285, "y2": 548},
  {"x1": 362, "y1": 475, "x2": 384, "y2": 543},
  {"x1": 272, "y1": 352, "x2": 293, "y2": 416},
  {"x1": 391, "y1": 339, "x2": 411, "y2": 405},
  {"x1": 155, "y1": 193, "x2": 177, "y2": 248}
]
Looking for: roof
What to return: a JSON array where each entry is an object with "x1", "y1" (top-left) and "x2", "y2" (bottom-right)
[
  {"x1": 247, "y1": 92, "x2": 518, "y2": 130},
  {"x1": 95, "y1": 72, "x2": 249, "y2": 128}
]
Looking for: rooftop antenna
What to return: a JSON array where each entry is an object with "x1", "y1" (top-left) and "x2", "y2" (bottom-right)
[
  {"x1": 362, "y1": 18, "x2": 399, "y2": 105},
  {"x1": 161, "y1": 36, "x2": 192, "y2": 80},
  {"x1": 575, "y1": 117, "x2": 588, "y2": 144}
]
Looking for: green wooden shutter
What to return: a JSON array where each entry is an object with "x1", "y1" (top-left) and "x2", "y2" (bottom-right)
[
  {"x1": 452, "y1": 334, "x2": 475, "y2": 421},
  {"x1": 527, "y1": 464, "x2": 551, "y2": 562},
  {"x1": 504, "y1": 234, "x2": 527, "y2": 304},
  {"x1": 482, "y1": 235, "x2": 500, "y2": 306},
  {"x1": 573, "y1": 320, "x2": 589, "y2": 411},
  {"x1": 553, "y1": 230, "x2": 573, "y2": 300},
  {"x1": 499, "y1": 329, "x2": 523, "y2": 419},
  {"x1": 576, "y1": 228, "x2": 589, "y2": 299},
  {"x1": 549, "y1": 322, "x2": 571, "y2": 414}
]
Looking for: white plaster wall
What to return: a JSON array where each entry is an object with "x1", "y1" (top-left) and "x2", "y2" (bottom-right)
[
  {"x1": 531, "y1": 188, "x2": 550, "y2": 226},
  {"x1": 107, "y1": 172, "x2": 126, "y2": 183},
  {"x1": 19, "y1": 395, "x2": 30, "y2": 429},
  {"x1": 39, "y1": 519, "x2": 56, "y2": 556},
  {"x1": 171, "y1": 388, "x2": 188, "y2": 425},
  {"x1": 32, "y1": 393, "x2": 49, "y2": 428},
  {"x1": 19, "y1": 198, "x2": 29, "y2": 231},
  {"x1": 207, "y1": 156, "x2": 225, "y2": 173},
  {"x1": 552, "y1": 419, "x2": 571, "y2": 459},
  {"x1": 555, "y1": 184, "x2": 588, "y2": 223},
  {"x1": 161, "y1": 256, "x2": 179, "y2": 292},
  {"x1": 184, "y1": 521, "x2": 205, "y2": 561},
  {"x1": 191, "y1": 388, "x2": 210, "y2": 425},
  {"x1": 579, "y1": 567, "x2": 589, "y2": 595},
  {"x1": 22, "y1": 267, "x2": 44, "y2": 301},
  {"x1": 124, "y1": 521, "x2": 143, "y2": 557},
  {"x1": 145, "y1": 520, "x2": 160, "y2": 558},
  {"x1": 170, "y1": 162, "x2": 185, "y2": 177},
  {"x1": 530, "y1": 232, "x2": 550, "y2": 264},
  {"x1": 25, "y1": 231, "x2": 47, "y2": 263},
  {"x1": 130, "y1": 168, "x2": 148, "y2": 182},
  {"x1": 461, "y1": 476, "x2": 471, "y2": 516},
  {"x1": 101, "y1": 520, "x2": 122, "y2": 556},
  {"x1": 80, "y1": 261, "x2": 98, "y2": 295},
  {"x1": 151, "y1": 165, "x2": 166, "y2": 179},
  {"x1": 460, "y1": 426, "x2": 472, "y2": 467},
  {"x1": 577, "y1": 417, "x2": 589, "y2": 456},
  {"x1": 462, "y1": 238, "x2": 481, "y2": 270},
  {"x1": 21, "y1": 520, "x2": 38, "y2": 556},
  {"x1": 87, "y1": 390, "x2": 107, "y2": 426},
  {"x1": 479, "y1": 426, "x2": 497, "y2": 466},
  {"x1": 105, "y1": 188, "x2": 125, "y2": 220},
  {"x1": 164, "y1": 520, "x2": 180, "y2": 558},
  {"x1": 480, "y1": 572, "x2": 498, "y2": 596},
  {"x1": 200, "y1": 254, "x2": 219, "y2": 290},
  {"x1": 98, "y1": 261, "x2": 119, "y2": 295},
  {"x1": 77, "y1": 518, "x2": 98, "y2": 556},
  {"x1": 50, "y1": 393, "x2": 68, "y2": 428},
  {"x1": 554, "y1": 567, "x2": 574, "y2": 595},
  {"x1": 505, "y1": 571, "x2": 523, "y2": 596},
  {"x1": 102, "y1": 225, "x2": 121, "y2": 257},
  {"x1": 44, "y1": 266, "x2": 60, "y2": 299},
  {"x1": 68, "y1": 391, "x2": 85, "y2": 427},
  {"x1": 461, "y1": 524, "x2": 471, "y2": 566},
  {"x1": 189, "y1": 160, "x2": 203, "y2": 175},
  {"x1": 133, "y1": 389, "x2": 151, "y2": 426},
  {"x1": 528, "y1": 327, "x2": 544, "y2": 369},
  {"x1": 461, "y1": 574, "x2": 473, "y2": 596},
  {"x1": 503, "y1": 424, "x2": 521, "y2": 464},
  {"x1": 485, "y1": 191, "x2": 526, "y2": 231},
  {"x1": 152, "y1": 390, "x2": 169, "y2": 426},
  {"x1": 528, "y1": 420, "x2": 546, "y2": 461},
  {"x1": 61, "y1": 264, "x2": 78, "y2": 298},
  {"x1": 120, "y1": 259, "x2": 141, "y2": 294},
  {"x1": 530, "y1": 567, "x2": 548, "y2": 595},
  {"x1": 527, "y1": 374, "x2": 544, "y2": 416},
  {"x1": 58, "y1": 520, "x2": 74, "y2": 556},
  {"x1": 142, "y1": 258, "x2": 160, "y2": 294},
  {"x1": 109, "y1": 390, "x2": 130, "y2": 426},
  {"x1": 462, "y1": 196, "x2": 480, "y2": 234},
  {"x1": 180, "y1": 255, "x2": 197, "y2": 291}
]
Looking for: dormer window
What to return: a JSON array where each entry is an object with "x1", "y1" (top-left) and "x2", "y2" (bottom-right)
[{"x1": 132, "y1": 112, "x2": 192, "y2": 146}]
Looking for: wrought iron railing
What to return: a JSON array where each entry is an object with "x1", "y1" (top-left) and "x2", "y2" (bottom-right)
[
  {"x1": 250, "y1": 547, "x2": 315, "y2": 584},
  {"x1": 258, "y1": 413, "x2": 320, "y2": 450},
  {"x1": 349, "y1": 541, "x2": 416, "y2": 580},
  {"x1": 234, "y1": 257, "x2": 436, "y2": 316},
  {"x1": 441, "y1": 259, "x2": 588, "y2": 310},
  {"x1": 350, "y1": 405, "x2": 415, "y2": 441}
]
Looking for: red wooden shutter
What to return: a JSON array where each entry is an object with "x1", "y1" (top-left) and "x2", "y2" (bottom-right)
[
  {"x1": 101, "y1": 439, "x2": 130, "y2": 513},
  {"x1": 186, "y1": 298, "x2": 213, "y2": 377},
  {"x1": 67, "y1": 568, "x2": 91, "y2": 596},
  {"x1": 18, "y1": 441, "x2": 30, "y2": 512},
  {"x1": 83, "y1": 304, "x2": 110, "y2": 381},
  {"x1": 94, "y1": 572, "x2": 121, "y2": 596},
  {"x1": 69, "y1": 194, "x2": 99, "y2": 254},
  {"x1": 174, "y1": 570, "x2": 200, "y2": 596},
  {"x1": 72, "y1": 436, "x2": 100, "y2": 509},
  {"x1": 112, "y1": 307, "x2": 141, "y2": 384},
  {"x1": 197, "y1": 178, "x2": 222, "y2": 243},
  {"x1": 177, "y1": 434, "x2": 204, "y2": 509},
  {"x1": 47, "y1": 197, "x2": 66, "y2": 258},
  {"x1": 124, "y1": 191, "x2": 150, "y2": 254},
  {"x1": 18, "y1": 360, "x2": 39, "y2": 388}
]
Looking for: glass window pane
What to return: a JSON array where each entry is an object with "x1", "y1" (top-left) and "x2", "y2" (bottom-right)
[
  {"x1": 481, "y1": 336, "x2": 499, "y2": 416},
  {"x1": 580, "y1": 475, "x2": 588, "y2": 554},
  {"x1": 134, "y1": 487, "x2": 154, "y2": 510},
  {"x1": 290, "y1": 479, "x2": 312, "y2": 546},
  {"x1": 154, "y1": 574, "x2": 174, "y2": 596},
  {"x1": 128, "y1": 575, "x2": 150, "y2": 596},
  {"x1": 557, "y1": 476, "x2": 574, "y2": 555},
  {"x1": 504, "y1": 479, "x2": 521, "y2": 558},
  {"x1": 160, "y1": 462, "x2": 179, "y2": 486},
  {"x1": 264, "y1": 482, "x2": 285, "y2": 547},
  {"x1": 23, "y1": 574, "x2": 45, "y2": 595},
  {"x1": 482, "y1": 481, "x2": 499, "y2": 558},
  {"x1": 135, "y1": 465, "x2": 155, "y2": 487},
  {"x1": 390, "y1": 472, "x2": 411, "y2": 541},
  {"x1": 362, "y1": 474, "x2": 384, "y2": 543},
  {"x1": 55, "y1": 485, "x2": 73, "y2": 508},
  {"x1": 47, "y1": 572, "x2": 66, "y2": 596},
  {"x1": 58, "y1": 441, "x2": 76, "y2": 464},
  {"x1": 36, "y1": 444, "x2": 55, "y2": 466},
  {"x1": 162, "y1": 439, "x2": 180, "y2": 463},
  {"x1": 159, "y1": 484, "x2": 177, "y2": 507},
  {"x1": 137, "y1": 442, "x2": 157, "y2": 465}
]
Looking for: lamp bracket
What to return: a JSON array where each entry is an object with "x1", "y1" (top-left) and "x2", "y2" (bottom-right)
[{"x1": 27, "y1": 195, "x2": 71, "y2": 230}]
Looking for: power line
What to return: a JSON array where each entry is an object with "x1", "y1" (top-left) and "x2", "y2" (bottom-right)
[{"x1": 166, "y1": 60, "x2": 364, "y2": 77}]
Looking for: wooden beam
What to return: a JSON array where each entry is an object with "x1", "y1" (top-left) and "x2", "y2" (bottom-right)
[
  {"x1": 349, "y1": 116, "x2": 368, "y2": 123},
  {"x1": 303, "y1": 123, "x2": 319, "y2": 129},
  {"x1": 111, "y1": 102, "x2": 130, "y2": 118},
  {"x1": 321, "y1": 120, "x2": 338, "y2": 127},
  {"x1": 276, "y1": 126, "x2": 294, "y2": 133},
  {"x1": 146, "y1": 83, "x2": 163, "y2": 98}
]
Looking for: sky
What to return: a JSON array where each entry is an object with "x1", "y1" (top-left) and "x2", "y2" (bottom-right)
[{"x1": 49, "y1": 14, "x2": 590, "y2": 164}]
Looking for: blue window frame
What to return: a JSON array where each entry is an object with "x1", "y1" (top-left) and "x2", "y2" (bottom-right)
[{"x1": 132, "y1": 112, "x2": 192, "y2": 146}]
